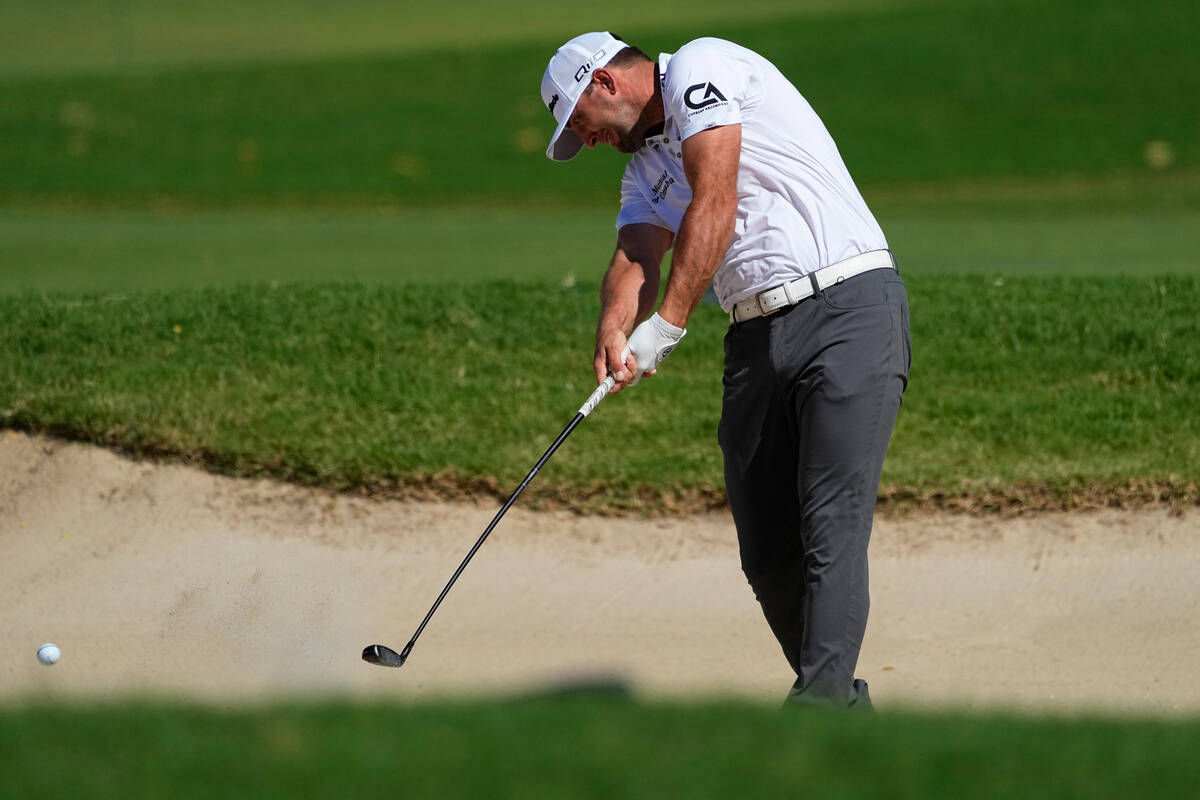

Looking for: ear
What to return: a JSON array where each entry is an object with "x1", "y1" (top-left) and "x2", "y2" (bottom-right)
[{"x1": 591, "y1": 67, "x2": 617, "y2": 95}]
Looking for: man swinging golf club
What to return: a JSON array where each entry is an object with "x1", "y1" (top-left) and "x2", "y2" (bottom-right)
[{"x1": 542, "y1": 32, "x2": 911, "y2": 709}]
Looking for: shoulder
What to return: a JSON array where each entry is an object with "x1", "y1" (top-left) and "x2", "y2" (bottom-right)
[
  {"x1": 671, "y1": 37, "x2": 733, "y2": 63},
  {"x1": 662, "y1": 39, "x2": 756, "y2": 130},
  {"x1": 662, "y1": 38, "x2": 759, "y2": 104},
  {"x1": 664, "y1": 38, "x2": 748, "y2": 79}
]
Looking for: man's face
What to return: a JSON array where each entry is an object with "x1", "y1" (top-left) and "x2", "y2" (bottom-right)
[{"x1": 567, "y1": 71, "x2": 644, "y2": 154}]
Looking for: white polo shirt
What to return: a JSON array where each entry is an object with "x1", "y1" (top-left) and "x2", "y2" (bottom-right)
[{"x1": 615, "y1": 38, "x2": 888, "y2": 312}]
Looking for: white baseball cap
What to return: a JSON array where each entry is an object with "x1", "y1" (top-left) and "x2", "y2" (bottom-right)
[{"x1": 541, "y1": 32, "x2": 625, "y2": 161}]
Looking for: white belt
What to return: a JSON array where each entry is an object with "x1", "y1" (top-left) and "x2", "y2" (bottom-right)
[{"x1": 729, "y1": 250, "x2": 897, "y2": 324}]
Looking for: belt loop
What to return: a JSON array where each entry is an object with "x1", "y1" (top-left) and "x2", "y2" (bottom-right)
[
  {"x1": 781, "y1": 280, "x2": 798, "y2": 306},
  {"x1": 807, "y1": 272, "x2": 821, "y2": 297}
]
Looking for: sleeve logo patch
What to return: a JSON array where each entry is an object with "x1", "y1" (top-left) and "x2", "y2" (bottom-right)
[{"x1": 684, "y1": 82, "x2": 727, "y2": 110}]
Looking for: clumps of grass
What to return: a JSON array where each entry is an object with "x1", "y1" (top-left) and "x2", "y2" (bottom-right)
[{"x1": 2, "y1": 276, "x2": 1198, "y2": 513}]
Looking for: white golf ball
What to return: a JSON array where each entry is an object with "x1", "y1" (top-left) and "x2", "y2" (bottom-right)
[{"x1": 37, "y1": 643, "x2": 60, "y2": 665}]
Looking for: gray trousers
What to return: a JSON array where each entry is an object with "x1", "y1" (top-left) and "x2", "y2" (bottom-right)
[{"x1": 718, "y1": 267, "x2": 910, "y2": 709}]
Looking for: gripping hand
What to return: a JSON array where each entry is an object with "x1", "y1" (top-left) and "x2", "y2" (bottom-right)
[{"x1": 620, "y1": 313, "x2": 687, "y2": 386}]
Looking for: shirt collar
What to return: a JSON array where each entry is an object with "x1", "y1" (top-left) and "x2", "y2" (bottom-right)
[{"x1": 641, "y1": 52, "x2": 675, "y2": 149}]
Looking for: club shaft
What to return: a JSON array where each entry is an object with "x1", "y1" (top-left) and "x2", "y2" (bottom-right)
[{"x1": 404, "y1": 410, "x2": 587, "y2": 653}]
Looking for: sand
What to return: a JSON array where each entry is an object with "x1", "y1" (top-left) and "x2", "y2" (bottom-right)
[{"x1": 2, "y1": 430, "x2": 1197, "y2": 713}]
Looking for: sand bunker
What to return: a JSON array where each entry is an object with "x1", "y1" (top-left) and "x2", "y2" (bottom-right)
[{"x1": 2, "y1": 431, "x2": 1197, "y2": 714}]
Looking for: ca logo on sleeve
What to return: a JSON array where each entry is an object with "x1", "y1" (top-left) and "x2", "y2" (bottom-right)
[{"x1": 684, "y1": 82, "x2": 727, "y2": 110}]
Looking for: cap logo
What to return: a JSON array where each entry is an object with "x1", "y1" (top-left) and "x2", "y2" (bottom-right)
[
  {"x1": 548, "y1": 94, "x2": 559, "y2": 113},
  {"x1": 574, "y1": 47, "x2": 609, "y2": 83}
]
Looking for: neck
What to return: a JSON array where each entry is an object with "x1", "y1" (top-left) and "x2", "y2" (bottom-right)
[{"x1": 631, "y1": 60, "x2": 666, "y2": 146}]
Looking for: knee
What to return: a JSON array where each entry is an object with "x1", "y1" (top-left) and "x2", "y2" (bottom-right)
[{"x1": 741, "y1": 557, "x2": 805, "y2": 606}]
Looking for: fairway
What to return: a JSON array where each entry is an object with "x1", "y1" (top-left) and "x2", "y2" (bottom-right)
[
  {"x1": 0, "y1": 207, "x2": 609, "y2": 291},
  {"x1": 3, "y1": 1, "x2": 1195, "y2": 206},
  {"x1": 3, "y1": 203, "x2": 1199, "y2": 293},
  {"x1": 0, "y1": 0, "x2": 903, "y2": 75}
]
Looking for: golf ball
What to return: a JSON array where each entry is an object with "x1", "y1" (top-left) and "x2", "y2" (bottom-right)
[{"x1": 37, "y1": 643, "x2": 60, "y2": 666}]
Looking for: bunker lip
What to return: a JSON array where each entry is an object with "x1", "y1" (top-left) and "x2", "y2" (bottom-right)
[{"x1": 4, "y1": 423, "x2": 1196, "y2": 517}]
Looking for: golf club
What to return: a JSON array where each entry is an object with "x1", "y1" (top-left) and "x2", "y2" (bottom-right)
[{"x1": 362, "y1": 374, "x2": 617, "y2": 668}]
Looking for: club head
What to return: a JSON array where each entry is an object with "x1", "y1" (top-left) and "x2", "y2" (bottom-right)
[{"x1": 362, "y1": 643, "x2": 407, "y2": 668}]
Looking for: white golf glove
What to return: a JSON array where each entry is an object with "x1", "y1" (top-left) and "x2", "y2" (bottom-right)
[{"x1": 621, "y1": 312, "x2": 686, "y2": 386}]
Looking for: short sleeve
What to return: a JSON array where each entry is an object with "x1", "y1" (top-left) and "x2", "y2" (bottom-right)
[
  {"x1": 662, "y1": 41, "x2": 749, "y2": 142},
  {"x1": 615, "y1": 166, "x2": 669, "y2": 230}
]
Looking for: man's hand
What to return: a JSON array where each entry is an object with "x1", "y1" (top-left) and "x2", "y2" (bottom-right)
[
  {"x1": 593, "y1": 313, "x2": 686, "y2": 393},
  {"x1": 620, "y1": 313, "x2": 686, "y2": 388},
  {"x1": 594, "y1": 325, "x2": 636, "y2": 394}
]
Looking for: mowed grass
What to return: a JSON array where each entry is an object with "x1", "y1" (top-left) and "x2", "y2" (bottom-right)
[
  {"x1": 2, "y1": 698, "x2": 1199, "y2": 799},
  {"x1": 2, "y1": 203, "x2": 1199, "y2": 294},
  {"x1": 0, "y1": 0, "x2": 896, "y2": 75},
  {"x1": 2, "y1": 278, "x2": 1196, "y2": 509},
  {"x1": 2, "y1": 0, "x2": 1196, "y2": 509},
  {"x1": 0, "y1": 207, "x2": 606, "y2": 292},
  {"x1": 1, "y1": 0, "x2": 1195, "y2": 206}
]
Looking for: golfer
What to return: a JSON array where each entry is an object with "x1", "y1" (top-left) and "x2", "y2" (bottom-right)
[{"x1": 541, "y1": 32, "x2": 910, "y2": 709}]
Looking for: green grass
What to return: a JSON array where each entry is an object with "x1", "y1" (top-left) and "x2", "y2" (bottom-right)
[
  {"x1": 1, "y1": 0, "x2": 1195, "y2": 206},
  {"x1": 0, "y1": 0, "x2": 900, "y2": 76},
  {"x1": 1, "y1": 697, "x2": 1198, "y2": 799},
  {"x1": 2, "y1": 204, "x2": 1198, "y2": 294},
  {"x1": 0, "y1": 207, "x2": 610, "y2": 292},
  {"x1": 2, "y1": 278, "x2": 1196, "y2": 509},
  {"x1": 2, "y1": 0, "x2": 1196, "y2": 509}
]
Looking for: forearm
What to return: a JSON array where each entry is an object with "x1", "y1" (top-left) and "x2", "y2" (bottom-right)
[
  {"x1": 657, "y1": 196, "x2": 735, "y2": 328},
  {"x1": 592, "y1": 226, "x2": 672, "y2": 388},
  {"x1": 656, "y1": 125, "x2": 741, "y2": 328},
  {"x1": 597, "y1": 250, "x2": 661, "y2": 338}
]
